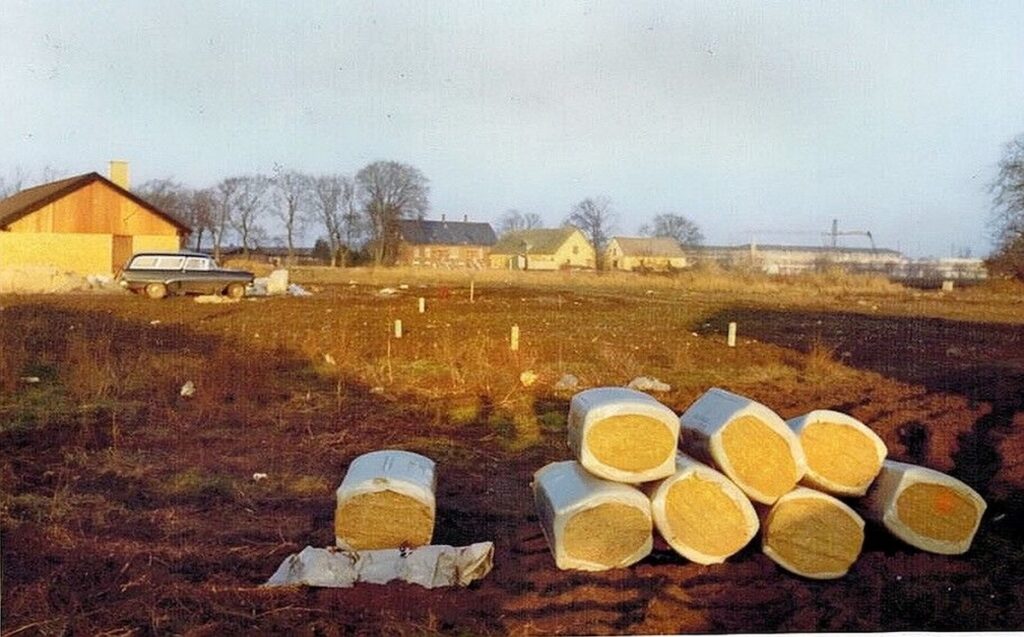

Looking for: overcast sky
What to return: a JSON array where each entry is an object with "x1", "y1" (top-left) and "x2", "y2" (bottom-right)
[{"x1": 3, "y1": 1, "x2": 1023, "y2": 257}]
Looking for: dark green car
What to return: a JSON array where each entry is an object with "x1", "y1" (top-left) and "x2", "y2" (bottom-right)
[{"x1": 118, "y1": 251, "x2": 255, "y2": 299}]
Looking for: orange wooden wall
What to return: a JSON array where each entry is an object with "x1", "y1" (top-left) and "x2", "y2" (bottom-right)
[{"x1": 7, "y1": 181, "x2": 182, "y2": 236}]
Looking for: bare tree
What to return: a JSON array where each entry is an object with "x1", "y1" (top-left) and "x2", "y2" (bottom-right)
[
  {"x1": 187, "y1": 189, "x2": 216, "y2": 251},
  {"x1": 498, "y1": 209, "x2": 544, "y2": 235},
  {"x1": 312, "y1": 174, "x2": 364, "y2": 266},
  {"x1": 989, "y1": 134, "x2": 1024, "y2": 279},
  {"x1": 211, "y1": 178, "x2": 241, "y2": 260},
  {"x1": 566, "y1": 197, "x2": 616, "y2": 270},
  {"x1": 356, "y1": 161, "x2": 430, "y2": 265},
  {"x1": 0, "y1": 167, "x2": 32, "y2": 198},
  {"x1": 271, "y1": 166, "x2": 312, "y2": 263},
  {"x1": 639, "y1": 213, "x2": 704, "y2": 246},
  {"x1": 230, "y1": 175, "x2": 270, "y2": 258},
  {"x1": 135, "y1": 178, "x2": 201, "y2": 250},
  {"x1": 0, "y1": 165, "x2": 65, "y2": 198}
]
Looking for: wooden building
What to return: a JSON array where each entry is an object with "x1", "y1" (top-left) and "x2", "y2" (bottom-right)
[
  {"x1": 489, "y1": 227, "x2": 595, "y2": 270},
  {"x1": 0, "y1": 162, "x2": 190, "y2": 275},
  {"x1": 395, "y1": 215, "x2": 497, "y2": 268},
  {"x1": 606, "y1": 236, "x2": 688, "y2": 271}
]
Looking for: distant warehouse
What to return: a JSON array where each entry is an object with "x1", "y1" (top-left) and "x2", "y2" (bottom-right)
[
  {"x1": 0, "y1": 161, "x2": 190, "y2": 276},
  {"x1": 687, "y1": 243, "x2": 907, "y2": 276}
]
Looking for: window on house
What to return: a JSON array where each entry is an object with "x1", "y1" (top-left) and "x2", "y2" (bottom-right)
[{"x1": 572, "y1": 246, "x2": 579, "y2": 255}]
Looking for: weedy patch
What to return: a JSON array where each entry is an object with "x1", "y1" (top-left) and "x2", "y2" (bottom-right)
[{"x1": 161, "y1": 468, "x2": 236, "y2": 502}]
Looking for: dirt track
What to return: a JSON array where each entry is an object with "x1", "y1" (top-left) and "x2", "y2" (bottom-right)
[{"x1": 2, "y1": 283, "x2": 1023, "y2": 634}]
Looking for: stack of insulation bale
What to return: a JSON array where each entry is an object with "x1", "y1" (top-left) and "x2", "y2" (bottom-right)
[
  {"x1": 534, "y1": 386, "x2": 988, "y2": 579},
  {"x1": 533, "y1": 387, "x2": 759, "y2": 571}
]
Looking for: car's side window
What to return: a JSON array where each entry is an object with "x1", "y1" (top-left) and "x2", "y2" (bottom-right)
[
  {"x1": 184, "y1": 257, "x2": 209, "y2": 271},
  {"x1": 155, "y1": 256, "x2": 186, "y2": 269},
  {"x1": 130, "y1": 256, "x2": 159, "y2": 269}
]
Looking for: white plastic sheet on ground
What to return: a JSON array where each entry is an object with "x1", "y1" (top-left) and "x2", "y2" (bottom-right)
[{"x1": 264, "y1": 542, "x2": 494, "y2": 589}]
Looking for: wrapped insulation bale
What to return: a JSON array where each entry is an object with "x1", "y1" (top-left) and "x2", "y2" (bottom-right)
[
  {"x1": 860, "y1": 460, "x2": 986, "y2": 555},
  {"x1": 787, "y1": 409, "x2": 887, "y2": 496},
  {"x1": 335, "y1": 449, "x2": 436, "y2": 550},
  {"x1": 762, "y1": 487, "x2": 865, "y2": 580},
  {"x1": 533, "y1": 460, "x2": 653, "y2": 571},
  {"x1": 679, "y1": 388, "x2": 806, "y2": 504},
  {"x1": 567, "y1": 387, "x2": 680, "y2": 484},
  {"x1": 647, "y1": 453, "x2": 759, "y2": 564}
]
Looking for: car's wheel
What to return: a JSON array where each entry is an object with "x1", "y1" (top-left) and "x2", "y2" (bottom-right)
[
  {"x1": 144, "y1": 283, "x2": 167, "y2": 299},
  {"x1": 225, "y1": 283, "x2": 246, "y2": 299}
]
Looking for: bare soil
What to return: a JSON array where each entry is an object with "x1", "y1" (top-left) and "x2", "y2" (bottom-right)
[{"x1": 1, "y1": 280, "x2": 1023, "y2": 635}]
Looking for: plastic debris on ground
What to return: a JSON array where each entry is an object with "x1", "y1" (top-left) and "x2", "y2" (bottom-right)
[
  {"x1": 553, "y1": 374, "x2": 580, "y2": 391},
  {"x1": 626, "y1": 376, "x2": 672, "y2": 392},
  {"x1": 264, "y1": 542, "x2": 495, "y2": 589},
  {"x1": 193, "y1": 295, "x2": 240, "y2": 304},
  {"x1": 180, "y1": 380, "x2": 196, "y2": 398}
]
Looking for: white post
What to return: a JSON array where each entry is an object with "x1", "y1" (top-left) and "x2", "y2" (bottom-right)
[
  {"x1": 470, "y1": 280, "x2": 476, "y2": 303},
  {"x1": 394, "y1": 319, "x2": 403, "y2": 339},
  {"x1": 418, "y1": 297, "x2": 426, "y2": 313},
  {"x1": 727, "y1": 322, "x2": 737, "y2": 348},
  {"x1": 511, "y1": 324, "x2": 520, "y2": 351}
]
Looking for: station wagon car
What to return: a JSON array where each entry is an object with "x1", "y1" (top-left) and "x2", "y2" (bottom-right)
[{"x1": 118, "y1": 251, "x2": 255, "y2": 299}]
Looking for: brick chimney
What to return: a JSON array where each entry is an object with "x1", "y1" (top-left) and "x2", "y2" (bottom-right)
[
  {"x1": 109, "y1": 160, "x2": 130, "y2": 190},
  {"x1": 441, "y1": 214, "x2": 446, "y2": 222},
  {"x1": 463, "y1": 214, "x2": 468, "y2": 222}
]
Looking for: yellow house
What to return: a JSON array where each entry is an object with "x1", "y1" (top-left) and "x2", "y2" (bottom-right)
[
  {"x1": 0, "y1": 163, "x2": 189, "y2": 275},
  {"x1": 606, "y1": 236, "x2": 688, "y2": 271},
  {"x1": 489, "y1": 227, "x2": 595, "y2": 270}
]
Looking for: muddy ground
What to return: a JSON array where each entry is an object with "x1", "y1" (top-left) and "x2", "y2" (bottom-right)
[{"x1": 1, "y1": 281, "x2": 1023, "y2": 635}]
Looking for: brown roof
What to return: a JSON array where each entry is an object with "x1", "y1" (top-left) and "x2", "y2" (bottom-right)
[
  {"x1": 491, "y1": 227, "x2": 580, "y2": 255},
  {"x1": 0, "y1": 172, "x2": 191, "y2": 233},
  {"x1": 610, "y1": 236, "x2": 686, "y2": 257}
]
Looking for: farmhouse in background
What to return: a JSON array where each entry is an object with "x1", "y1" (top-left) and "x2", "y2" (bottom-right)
[
  {"x1": 394, "y1": 215, "x2": 497, "y2": 268},
  {"x1": 490, "y1": 227, "x2": 595, "y2": 270},
  {"x1": 0, "y1": 161, "x2": 190, "y2": 275},
  {"x1": 606, "y1": 236, "x2": 688, "y2": 271},
  {"x1": 688, "y1": 243, "x2": 907, "y2": 276}
]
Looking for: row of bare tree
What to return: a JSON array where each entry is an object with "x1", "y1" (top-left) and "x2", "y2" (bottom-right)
[
  {"x1": 3, "y1": 162, "x2": 705, "y2": 270},
  {"x1": 134, "y1": 160, "x2": 429, "y2": 266}
]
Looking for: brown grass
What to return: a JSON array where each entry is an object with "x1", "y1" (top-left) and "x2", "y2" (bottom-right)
[{"x1": 289, "y1": 264, "x2": 906, "y2": 298}]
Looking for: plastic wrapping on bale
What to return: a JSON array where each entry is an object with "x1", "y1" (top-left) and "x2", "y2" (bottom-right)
[
  {"x1": 335, "y1": 450, "x2": 436, "y2": 550},
  {"x1": 678, "y1": 388, "x2": 806, "y2": 504},
  {"x1": 860, "y1": 460, "x2": 986, "y2": 555},
  {"x1": 647, "y1": 453, "x2": 759, "y2": 565},
  {"x1": 533, "y1": 460, "x2": 653, "y2": 571},
  {"x1": 787, "y1": 409, "x2": 887, "y2": 496},
  {"x1": 761, "y1": 487, "x2": 865, "y2": 580},
  {"x1": 567, "y1": 387, "x2": 680, "y2": 483}
]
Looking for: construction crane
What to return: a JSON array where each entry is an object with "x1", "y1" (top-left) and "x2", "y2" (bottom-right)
[{"x1": 823, "y1": 219, "x2": 876, "y2": 252}]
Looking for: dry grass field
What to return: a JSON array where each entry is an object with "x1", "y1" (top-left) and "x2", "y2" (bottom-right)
[{"x1": 2, "y1": 268, "x2": 1023, "y2": 635}]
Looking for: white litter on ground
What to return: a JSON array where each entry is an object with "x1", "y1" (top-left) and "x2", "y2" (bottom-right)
[
  {"x1": 554, "y1": 374, "x2": 580, "y2": 391},
  {"x1": 264, "y1": 542, "x2": 495, "y2": 589},
  {"x1": 626, "y1": 376, "x2": 672, "y2": 392},
  {"x1": 193, "y1": 295, "x2": 239, "y2": 304},
  {"x1": 180, "y1": 380, "x2": 196, "y2": 398}
]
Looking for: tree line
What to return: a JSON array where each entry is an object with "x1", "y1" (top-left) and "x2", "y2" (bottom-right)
[
  {"x1": 3, "y1": 160, "x2": 704, "y2": 270},
  {"x1": 135, "y1": 161, "x2": 704, "y2": 269},
  {"x1": 134, "y1": 160, "x2": 429, "y2": 267}
]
